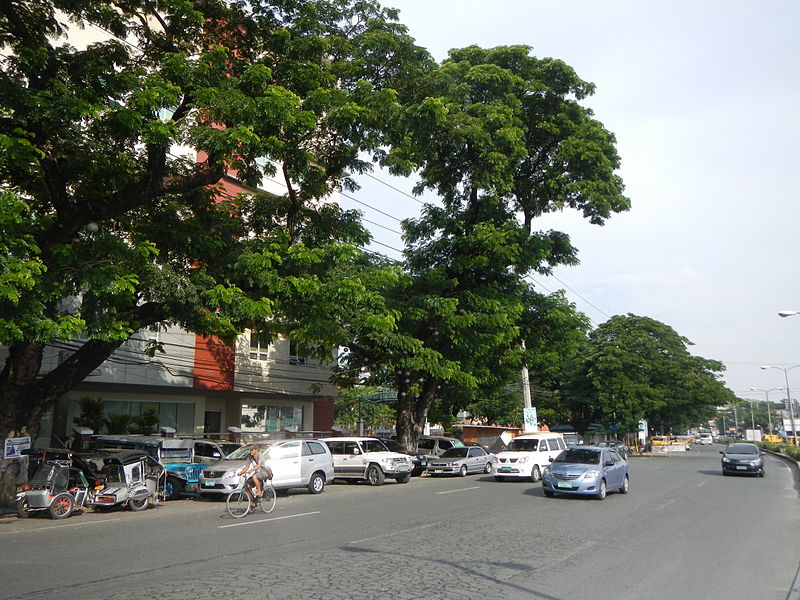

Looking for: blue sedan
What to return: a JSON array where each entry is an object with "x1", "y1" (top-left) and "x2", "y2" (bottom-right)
[{"x1": 541, "y1": 446, "x2": 629, "y2": 500}]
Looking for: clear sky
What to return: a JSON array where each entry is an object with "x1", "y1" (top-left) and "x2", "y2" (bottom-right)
[{"x1": 343, "y1": 0, "x2": 800, "y2": 405}]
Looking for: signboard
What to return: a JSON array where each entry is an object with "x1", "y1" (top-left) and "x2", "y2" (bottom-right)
[
  {"x1": 4, "y1": 436, "x2": 31, "y2": 459},
  {"x1": 523, "y1": 407, "x2": 538, "y2": 433}
]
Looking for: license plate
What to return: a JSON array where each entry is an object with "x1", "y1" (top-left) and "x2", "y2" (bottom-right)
[
  {"x1": 499, "y1": 467, "x2": 513, "y2": 473},
  {"x1": 557, "y1": 482, "x2": 572, "y2": 489},
  {"x1": 432, "y1": 469, "x2": 443, "y2": 473},
  {"x1": 735, "y1": 466, "x2": 747, "y2": 471},
  {"x1": 203, "y1": 480, "x2": 216, "y2": 487}
]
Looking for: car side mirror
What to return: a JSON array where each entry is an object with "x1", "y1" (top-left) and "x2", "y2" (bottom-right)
[
  {"x1": 352, "y1": 448, "x2": 361, "y2": 455},
  {"x1": 605, "y1": 460, "x2": 614, "y2": 467},
  {"x1": 212, "y1": 452, "x2": 220, "y2": 458},
  {"x1": 549, "y1": 457, "x2": 554, "y2": 462},
  {"x1": 719, "y1": 451, "x2": 723, "y2": 454}
]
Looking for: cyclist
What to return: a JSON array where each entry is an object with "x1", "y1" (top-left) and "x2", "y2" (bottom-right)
[{"x1": 238, "y1": 446, "x2": 266, "y2": 499}]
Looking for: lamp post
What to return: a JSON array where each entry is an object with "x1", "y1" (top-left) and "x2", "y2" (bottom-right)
[
  {"x1": 760, "y1": 365, "x2": 800, "y2": 445},
  {"x1": 749, "y1": 386, "x2": 782, "y2": 435}
]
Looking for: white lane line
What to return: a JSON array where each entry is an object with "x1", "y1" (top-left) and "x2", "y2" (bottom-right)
[
  {"x1": 436, "y1": 486, "x2": 480, "y2": 495},
  {"x1": 654, "y1": 499, "x2": 675, "y2": 511},
  {"x1": 0, "y1": 517, "x2": 121, "y2": 535},
  {"x1": 218, "y1": 511, "x2": 321, "y2": 529},
  {"x1": 697, "y1": 480, "x2": 707, "y2": 487},
  {"x1": 544, "y1": 540, "x2": 597, "y2": 568},
  {"x1": 350, "y1": 521, "x2": 441, "y2": 544}
]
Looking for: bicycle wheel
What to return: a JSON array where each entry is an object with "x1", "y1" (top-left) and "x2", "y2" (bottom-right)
[
  {"x1": 226, "y1": 490, "x2": 250, "y2": 518},
  {"x1": 259, "y1": 484, "x2": 276, "y2": 514}
]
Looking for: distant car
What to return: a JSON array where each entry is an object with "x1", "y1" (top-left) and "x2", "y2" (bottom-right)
[
  {"x1": 597, "y1": 441, "x2": 630, "y2": 460},
  {"x1": 698, "y1": 433, "x2": 714, "y2": 446},
  {"x1": 200, "y1": 439, "x2": 334, "y2": 497},
  {"x1": 541, "y1": 446, "x2": 629, "y2": 500},
  {"x1": 494, "y1": 432, "x2": 566, "y2": 482},
  {"x1": 720, "y1": 443, "x2": 765, "y2": 477},
  {"x1": 427, "y1": 446, "x2": 494, "y2": 477},
  {"x1": 379, "y1": 439, "x2": 427, "y2": 476}
]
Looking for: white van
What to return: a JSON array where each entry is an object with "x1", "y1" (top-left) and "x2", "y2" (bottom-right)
[{"x1": 494, "y1": 432, "x2": 566, "y2": 482}]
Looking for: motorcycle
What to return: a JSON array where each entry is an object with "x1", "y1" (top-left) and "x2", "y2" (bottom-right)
[{"x1": 15, "y1": 460, "x2": 96, "y2": 519}]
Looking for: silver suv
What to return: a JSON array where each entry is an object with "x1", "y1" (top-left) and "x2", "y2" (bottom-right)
[
  {"x1": 321, "y1": 437, "x2": 413, "y2": 485},
  {"x1": 199, "y1": 438, "x2": 334, "y2": 497}
]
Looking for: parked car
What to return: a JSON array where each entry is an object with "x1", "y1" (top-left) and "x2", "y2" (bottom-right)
[
  {"x1": 720, "y1": 443, "x2": 765, "y2": 477},
  {"x1": 427, "y1": 446, "x2": 494, "y2": 477},
  {"x1": 322, "y1": 437, "x2": 414, "y2": 485},
  {"x1": 92, "y1": 450, "x2": 166, "y2": 511},
  {"x1": 541, "y1": 446, "x2": 629, "y2": 500},
  {"x1": 379, "y1": 438, "x2": 427, "y2": 476},
  {"x1": 597, "y1": 440, "x2": 630, "y2": 460},
  {"x1": 494, "y1": 432, "x2": 566, "y2": 482},
  {"x1": 200, "y1": 439, "x2": 334, "y2": 497},
  {"x1": 416, "y1": 435, "x2": 465, "y2": 459},
  {"x1": 190, "y1": 439, "x2": 242, "y2": 461}
]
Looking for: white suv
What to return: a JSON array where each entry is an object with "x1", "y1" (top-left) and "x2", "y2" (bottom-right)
[
  {"x1": 321, "y1": 437, "x2": 414, "y2": 485},
  {"x1": 494, "y1": 432, "x2": 566, "y2": 482}
]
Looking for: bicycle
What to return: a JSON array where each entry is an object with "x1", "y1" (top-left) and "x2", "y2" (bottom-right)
[{"x1": 226, "y1": 477, "x2": 276, "y2": 518}]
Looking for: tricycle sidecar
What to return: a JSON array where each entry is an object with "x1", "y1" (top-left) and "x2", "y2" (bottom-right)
[{"x1": 92, "y1": 451, "x2": 165, "y2": 511}]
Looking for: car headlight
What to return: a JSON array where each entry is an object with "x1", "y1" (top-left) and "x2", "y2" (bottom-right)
[
  {"x1": 518, "y1": 456, "x2": 529, "y2": 464},
  {"x1": 583, "y1": 469, "x2": 601, "y2": 479},
  {"x1": 722, "y1": 458, "x2": 731, "y2": 463}
]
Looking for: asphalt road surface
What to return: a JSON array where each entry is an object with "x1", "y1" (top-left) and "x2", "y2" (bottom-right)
[{"x1": 1, "y1": 444, "x2": 798, "y2": 600}]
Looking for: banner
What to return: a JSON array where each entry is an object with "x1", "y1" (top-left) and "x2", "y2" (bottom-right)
[
  {"x1": 523, "y1": 407, "x2": 538, "y2": 433},
  {"x1": 4, "y1": 436, "x2": 31, "y2": 459}
]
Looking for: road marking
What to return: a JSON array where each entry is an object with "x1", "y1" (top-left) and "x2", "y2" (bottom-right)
[
  {"x1": 0, "y1": 517, "x2": 121, "y2": 535},
  {"x1": 544, "y1": 540, "x2": 597, "y2": 568},
  {"x1": 217, "y1": 511, "x2": 320, "y2": 529},
  {"x1": 697, "y1": 480, "x2": 707, "y2": 487},
  {"x1": 436, "y1": 486, "x2": 480, "y2": 495},
  {"x1": 654, "y1": 499, "x2": 675, "y2": 511},
  {"x1": 350, "y1": 521, "x2": 441, "y2": 544}
]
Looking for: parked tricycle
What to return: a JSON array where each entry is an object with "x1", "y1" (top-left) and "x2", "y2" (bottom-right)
[
  {"x1": 92, "y1": 450, "x2": 166, "y2": 511},
  {"x1": 15, "y1": 460, "x2": 94, "y2": 519}
]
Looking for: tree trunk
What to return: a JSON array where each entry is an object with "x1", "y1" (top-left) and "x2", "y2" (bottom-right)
[{"x1": 394, "y1": 380, "x2": 438, "y2": 452}]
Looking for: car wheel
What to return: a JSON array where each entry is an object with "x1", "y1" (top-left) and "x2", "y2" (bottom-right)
[
  {"x1": 395, "y1": 472, "x2": 412, "y2": 484},
  {"x1": 722, "y1": 470, "x2": 728, "y2": 476},
  {"x1": 759, "y1": 469, "x2": 765, "y2": 478},
  {"x1": 494, "y1": 475, "x2": 505, "y2": 482},
  {"x1": 48, "y1": 493, "x2": 75, "y2": 519},
  {"x1": 595, "y1": 479, "x2": 607, "y2": 500},
  {"x1": 459, "y1": 465, "x2": 468, "y2": 477},
  {"x1": 544, "y1": 490, "x2": 555, "y2": 498},
  {"x1": 484, "y1": 462, "x2": 493, "y2": 474},
  {"x1": 530, "y1": 465, "x2": 541, "y2": 483},
  {"x1": 308, "y1": 472, "x2": 325, "y2": 494},
  {"x1": 165, "y1": 476, "x2": 184, "y2": 500},
  {"x1": 366, "y1": 464, "x2": 385, "y2": 486},
  {"x1": 129, "y1": 496, "x2": 149, "y2": 511},
  {"x1": 16, "y1": 497, "x2": 30, "y2": 518},
  {"x1": 620, "y1": 475, "x2": 629, "y2": 494}
]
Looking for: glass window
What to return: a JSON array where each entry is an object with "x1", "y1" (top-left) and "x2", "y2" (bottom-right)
[
  {"x1": 326, "y1": 441, "x2": 343, "y2": 455},
  {"x1": 468, "y1": 447, "x2": 483, "y2": 457},
  {"x1": 362, "y1": 439, "x2": 389, "y2": 453},
  {"x1": 441, "y1": 447, "x2": 468, "y2": 458},
  {"x1": 548, "y1": 439, "x2": 560, "y2": 451},
  {"x1": 343, "y1": 441, "x2": 360, "y2": 455},
  {"x1": 439, "y1": 440, "x2": 453, "y2": 450},
  {"x1": 557, "y1": 438, "x2": 566, "y2": 450},
  {"x1": 305, "y1": 441, "x2": 327, "y2": 455},
  {"x1": 267, "y1": 441, "x2": 300, "y2": 460},
  {"x1": 417, "y1": 438, "x2": 435, "y2": 451},
  {"x1": 505, "y1": 438, "x2": 539, "y2": 452},
  {"x1": 249, "y1": 331, "x2": 271, "y2": 361},
  {"x1": 288, "y1": 340, "x2": 306, "y2": 365}
]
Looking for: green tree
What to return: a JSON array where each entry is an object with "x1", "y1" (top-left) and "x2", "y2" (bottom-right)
[
  {"x1": 564, "y1": 314, "x2": 735, "y2": 434},
  {"x1": 134, "y1": 406, "x2": 159, "y2": 435},
  {"x1": 0, "y1": 0, "x2": 430, "y2": 445},
  {"x1": 340, "y1": 45, "x2": 627, "y2": 451},
  {"x1": 73, "y1": 396, "x2": 105, "y2": 433}
]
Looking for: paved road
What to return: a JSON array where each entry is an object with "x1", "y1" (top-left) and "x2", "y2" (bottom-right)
[{"x1": 1, "y1": 445, "x2": 798, "y2": 600}]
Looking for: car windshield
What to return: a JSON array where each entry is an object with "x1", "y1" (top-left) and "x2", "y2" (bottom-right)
[
  {"x1": 162, "y1": 449, "x2": 193, "y2": 461},
  {"x1": 441, "y1": 447, "x2": 469, "y2": 458},
  {"x1": 504, "y1": 439, "x2": 540, "y2": 452},
  {"x1": 226, "y1": 445, "x2": 270, "y2": 460},
  {"x1": 554, "y1": 449, "x2": 601, "y2": 464},
  {"x1": 727, "y1": 444, "x2": 757, "y2": 455}
]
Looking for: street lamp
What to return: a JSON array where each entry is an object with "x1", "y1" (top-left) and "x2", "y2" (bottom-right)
[
  {"x1": 760, "y1": 365, "x2": 800, "y2": 445},
  {"x1": 749, "y1": 386, "x2": 782, "y2": 435}
]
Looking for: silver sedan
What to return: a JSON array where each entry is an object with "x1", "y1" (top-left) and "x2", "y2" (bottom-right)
[{"x1": 426, "y1": 446, "x2": 494, "y2": 477}]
